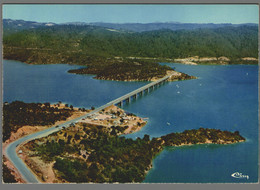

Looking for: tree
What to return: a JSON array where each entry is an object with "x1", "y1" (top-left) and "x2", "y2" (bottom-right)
[
  {"x1": 74, "y1": 134, "x2": 80, "y2": 140},
  {"x1": 58, "y1": 139, "x2": 65, "y2": 146},
  {"x1": 88, "y1": 163, "x2": 99, "y2": 180},
  {"x1": 44, "y1": 102, "x2": 50, "y2": 107},
  {"x1": 67, "y1": 135, "x2": 72, "y2": 144},
  {"x1": 234, "y1": 131, "x2": 240, "y2": 136},
  {"x1": 143, "y1": 134, "x2": 150, "y2": 141},
  {"x1": 2, "y1": 163, "x2": 17, "y2": 183}
]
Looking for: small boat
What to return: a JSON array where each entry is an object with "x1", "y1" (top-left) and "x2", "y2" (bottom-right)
[
  {"x1": 167, "y1": 122, "x2": 171, "y2": 126},
  {"x1": 177, "y1": 91, "x2": 181, "y2": 94},
  {"x1": 199, "y1": 83, "x2": 202, "y2": 86},
  {"x1": 176, "y1": 84, "x2": 179, "y2": 88},
  {"x1": 246, "y1": 73, "x2": 249, "y2": 75}
]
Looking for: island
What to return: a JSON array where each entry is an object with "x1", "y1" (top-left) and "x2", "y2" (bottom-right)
[{"x1": 2, "y1": 101, "x2": 245, "y2": 183}]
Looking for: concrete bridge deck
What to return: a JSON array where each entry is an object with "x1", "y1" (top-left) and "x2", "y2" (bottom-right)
[{"x1": 105, "y1": 74, "x2": 172, "y2": 107}]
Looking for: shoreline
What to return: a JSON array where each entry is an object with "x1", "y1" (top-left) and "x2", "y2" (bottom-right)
[
  {"x1": 144, "y1": 138, "x2": 246, "y2": 180},
  {"x1": 3, "y1": 103, "x2": 149, "y2": 183},
  {"x1": 93, "y1": 70, "x2": 197, "y2": 82},
  {"x1": 1, "y1": 88, "x2": 246, "y2": 183},
  {"x1": 3, "y1": 103, "x2": 246, "y2": 183},
  {"x1": 2, "y1": 102, "x2": 89, "y2": 183},
  {"x1": 172, "y1": 56, "x2": 258, "y2": 65}
]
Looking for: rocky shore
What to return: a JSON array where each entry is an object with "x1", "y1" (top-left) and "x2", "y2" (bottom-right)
[{"x1": 174, "y1": 56, "x2": 258, "y2": 65}]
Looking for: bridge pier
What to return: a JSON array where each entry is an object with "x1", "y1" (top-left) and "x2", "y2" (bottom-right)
[
  {"x1": 111, "y1": 74, "x2": 171, "y2": 108},
  {"x1": 118, "y1": 101, "x2": 123, "y2": 107}
]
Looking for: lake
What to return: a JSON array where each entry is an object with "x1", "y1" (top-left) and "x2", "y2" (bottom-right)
[{"x1": 3, "y1": 60, "x2": 258, "y2": 183}]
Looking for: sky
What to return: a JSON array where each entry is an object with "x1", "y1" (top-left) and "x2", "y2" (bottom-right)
[{"x1": 2, "y1": 4, "x2": 259, "y2": 24}]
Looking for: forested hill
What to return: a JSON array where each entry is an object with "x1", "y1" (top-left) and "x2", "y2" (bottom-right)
[
  {"x1": 90, "y1": 22, "x2": 258, "y2": 32},
  {"x1": 3, "y1": 22, "x2": 258, "y2": 64},
  {"x1": 3, "y1": 19, "x2": 57, "y2": 35}
]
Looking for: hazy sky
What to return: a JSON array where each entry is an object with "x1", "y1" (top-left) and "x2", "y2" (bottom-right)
[{"x1": 3, "y1": 4, "x2": 259, "y2": 24}]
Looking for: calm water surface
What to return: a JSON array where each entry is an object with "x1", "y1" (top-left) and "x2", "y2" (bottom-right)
[{"x1": 3, "y1": 60, "x2": 258, "y2": 183}]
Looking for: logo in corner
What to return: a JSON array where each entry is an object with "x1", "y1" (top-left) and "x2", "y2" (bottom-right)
[{"x1": 231, "y1": 172, "x2": 249, "y2": 180}]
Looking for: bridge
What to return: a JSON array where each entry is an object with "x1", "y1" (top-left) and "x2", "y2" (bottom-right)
[
  {"x1": 99, "y1": 74, "x2": 172, "y2": 109},
  {"x1": 5, "y1": 74, "x2": 172, "y2": 183}
]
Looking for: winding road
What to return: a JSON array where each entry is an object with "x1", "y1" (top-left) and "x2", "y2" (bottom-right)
[
  {"x1": 4, "y1": 74, "x2": 172, "y2": 183},
  {"x1": 5, "y1": 108, "x2": 103, "y2": 183}
]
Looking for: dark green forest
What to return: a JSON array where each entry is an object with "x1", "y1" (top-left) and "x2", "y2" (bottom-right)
[
  {"x1": 3, "y1": 24, "x2": 258, "y2": 81},
  {"x1": 2, "y1": 157, "x2": 17, "y2": 183},
  {"x1": 68, "y1": 60, "x2": 175, "y2": 81},
  {"x1": 3, "y1": 24, "x2": 258, "y2": 63},
  {"x1": 27, "y1": 124, "x2": 245, "y2": 183},
  {"x1": 2, "y1": 101, "x2": 73, "y2": 142}
]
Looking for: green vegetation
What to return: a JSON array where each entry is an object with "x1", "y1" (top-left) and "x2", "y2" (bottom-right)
[
  {"x1": 2, "y1": 101, "x2": 73, "y2": 142},
  {"x1": 68, "y1": 60, "x2": 173, "y2": 81},
  {"x1": 2, "y1": 164, "x2": 17, "y2": 183},
  {"x1": 3, "y1": 25, "x2": 258, "y2": 60},
  {"x1": 161, "y1": 127, "x2": 245, "y2": 145},
  {"x1": 2, "y1": 160, "x2": 17, "y2": 183},
  {"x1": 3, "y1": 25, "x2": 258, "y2": 61},
  {"x1": 26, "y1": 124, "x2": 163, "y2": 182},
  {"x1": 25, "y1": 121, "x2": 245, "y2": 183},
  {"x1": 3, "y1": 24, "x2": 258, "y2": 80}
]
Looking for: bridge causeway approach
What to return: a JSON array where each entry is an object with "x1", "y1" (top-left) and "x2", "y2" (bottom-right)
[{"x1": 5, "y1": 74, "x2": 173, "y2": 183}]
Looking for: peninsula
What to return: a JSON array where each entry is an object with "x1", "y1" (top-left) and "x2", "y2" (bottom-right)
[
  {"x1": 22, "y1": 123, "x2": 245, "y2": 183},
  {"x1": 2, "y1": 101, "x2": 245, "y2": 183}
]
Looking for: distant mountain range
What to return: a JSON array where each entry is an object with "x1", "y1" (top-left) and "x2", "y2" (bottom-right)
[
  {"x1": 3, "y1": 19, "x2": 57, "y2": 34},
  {"x1": 3, "y1": 19, "x2": 258, "y2": 33}
]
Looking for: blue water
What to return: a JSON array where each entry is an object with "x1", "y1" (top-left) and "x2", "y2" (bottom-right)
[
  {"x1": 3, "y1": 60, "x2": 146, "y2": 108},
  {"x1": 3, "y1": 60, "x2": 258, "y2": 183}
]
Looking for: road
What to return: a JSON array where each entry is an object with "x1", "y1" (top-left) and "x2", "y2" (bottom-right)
[
  {"x1": 5, "y1": 74, "x2": 171, "y2": 183},
  {"x1": 5, "y1": 109, "x2": 101, "y2": 183}
]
